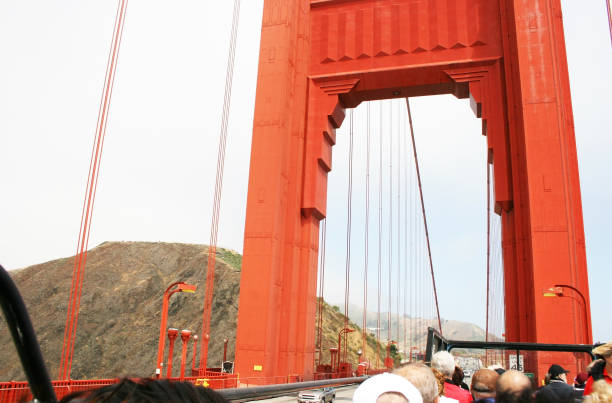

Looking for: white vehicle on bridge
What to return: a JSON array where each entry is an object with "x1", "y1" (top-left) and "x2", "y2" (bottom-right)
[{"x1": 297, "y1": 387, "x2": 336, "y2": 403}]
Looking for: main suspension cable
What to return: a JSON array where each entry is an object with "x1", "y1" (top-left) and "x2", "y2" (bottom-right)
[
  {"x1": 607, "y1": 0, "x2": 612, "y2": 47},
  {"x1": 405, "y1": 98, "x2": 443, "y2": 335},
  {"x1": 59, "y1": 0, "x2": 129, "y2": 380},
  {"x1": 200, "y1": 0, "x2": 241, "y2": 370}
]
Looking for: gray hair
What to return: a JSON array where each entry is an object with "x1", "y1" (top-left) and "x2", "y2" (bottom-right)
[
  {"x1": 394, "y1": 363, "x2": 439, "y2": 403},
  {"x1": 431, "y1": 351, "x2": 455, "y2": 378}
]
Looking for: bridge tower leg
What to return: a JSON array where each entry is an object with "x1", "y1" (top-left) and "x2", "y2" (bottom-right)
[
  {"x1": 498, "y1": 0, "x2": 592, "y2": 377},
  {"x1": 235, "y1": 0, "x2": 592, "y2": 384},
  {"x1": 234, "y1": 1, "x2": 319, "y2": 383}
]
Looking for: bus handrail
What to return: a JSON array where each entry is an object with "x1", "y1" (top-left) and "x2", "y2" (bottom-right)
[{"x1": 0, "y1": 264, "x2": 57, "y2": 402}]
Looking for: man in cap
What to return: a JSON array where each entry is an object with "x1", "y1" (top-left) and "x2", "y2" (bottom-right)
[
  {"x1": 535, "y1": 364, "x2": 574, "y2": 403},
  {"x1": 470, "y1": 369, "x2": 499, "y2": 403},
  {"x1": 584, "y1": 341, "x2": 612, "y2": 396}
]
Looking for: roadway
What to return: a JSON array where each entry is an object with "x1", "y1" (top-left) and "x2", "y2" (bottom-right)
[{"x1": 252, "y1": 384, "x2": 359, "y2": 402}]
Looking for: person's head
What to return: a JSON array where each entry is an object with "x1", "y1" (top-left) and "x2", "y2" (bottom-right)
[
  {"x1": 587, "y1": 359, "x2": 605, "y2": 376},
  {"x1": 430, "y1": 368, "x2": 446, "y2": 396},
  {"x1": 431, "y1": 351, "x2": 455, "y2": 378},
  {"x1": 487, "y1": 364, "x2": 506, "y2": 376},
  {"x1": 470, "y1": 369, "x2": 499, "y2": 400},
  {"x1": 547, "y1": 364, "x2": 569, "y2": 382},
  {"x1": 592, "y1": 342, "x2": 612, "y2": 367},
  {"x1": 394, "y1": 363, "x2": 439, "y2": 403},
  {"x1": 352, "y1": 373, "x2": 423, "y2": 403},
  {"x1": 451, "y1": 366, "x2": 464, "y2": 386},
  {"x1": 574, "y1": 371, "x2": 589, "y2": 386},
  {"x1": 495, "y1": 370, "x2": 532, "y2": 403},
  {"x1": 58, "y1": 378, "x2": 228, "y2": 403},
  {"x1": 584, "y1": 379, "x2": 612, "y2": 403}
]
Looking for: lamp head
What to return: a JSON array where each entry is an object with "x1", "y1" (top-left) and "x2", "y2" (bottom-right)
[
  {"x1": 178, "y1": 283, "x2": 197, "y2": 293},
  {"x1": 180, "y1": 329, "x2": 192, "y2": 342},
  {"x1": 543, "y1": 287, "x2": 563, "y2": 297}
]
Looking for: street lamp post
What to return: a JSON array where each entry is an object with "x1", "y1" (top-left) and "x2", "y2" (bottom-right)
[
  {"x1": 337, "y1": 327, "x2": 354, "y2": 370},
  {"x1": 166, "y1": 328, "x2": 179, "y2": 378},
  {"x1": 155, "y1": 282, "x2": 197, "y2": 378},
  {"x1": 543, "y1": 284, "x2": 591, "y2": 343},
  {"x1": 191, "y1": 334, "x2": 199, "y2": 376},
  {"x1": 179, "y1": 329, "x2": 192, "y2": 380}
]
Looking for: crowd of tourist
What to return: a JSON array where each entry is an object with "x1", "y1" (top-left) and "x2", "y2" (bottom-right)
[
  {"x1": 354, "y1": 341, "x2": 612, "y2": 403},
  {"x1": 56, "y1": 341, "x2": 612, "y2": 402}
]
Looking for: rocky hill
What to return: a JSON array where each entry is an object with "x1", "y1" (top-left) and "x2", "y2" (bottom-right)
[
  {"x1": 0, "y1": 242, "x2": 242, "y2": 381},
  {"x1": 0, "y1": 242, "x2": 386, "y2": 381},
  {"x1": 1, "y1": 242, "x2": 491, "y2": 381}
]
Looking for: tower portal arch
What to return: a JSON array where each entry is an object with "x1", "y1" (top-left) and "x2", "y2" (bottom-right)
[{"x1": 234, "y1": 0, "x2": 591, "y2": 382}]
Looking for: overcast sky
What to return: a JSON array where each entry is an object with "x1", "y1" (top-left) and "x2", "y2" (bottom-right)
[{"x1": 1, "y1": 1, "x2": 610, "y2": 343}]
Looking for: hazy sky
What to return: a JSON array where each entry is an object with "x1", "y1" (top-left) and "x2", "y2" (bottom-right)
[{"x1": 1, "y1": 1, "x2": 610, "y2": 342}]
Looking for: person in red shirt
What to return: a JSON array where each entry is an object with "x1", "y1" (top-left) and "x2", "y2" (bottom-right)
[
  {"x1": 584, "y1": 341, "x2": 612, "y2": 396},
  {"x1": 431, "y1": 351, "x2": 473, "y2": 403}
]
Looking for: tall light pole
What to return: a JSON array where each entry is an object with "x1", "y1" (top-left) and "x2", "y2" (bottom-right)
[
  {"x1": 337, "y1": 327, "x2": 354, "y2": 370},
  {"x1": 179, "y1": 329, "x2": 192, "y2": 380},
  {"x1": 543, "y1": 284, "x2": 591, "y2": 343},
  {"x1": 155, "y1": 282, "x2": 197, "y2": 377}
]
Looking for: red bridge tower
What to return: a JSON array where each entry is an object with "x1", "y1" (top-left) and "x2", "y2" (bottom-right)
[{"x1": 234, "y1": 0, "x2": 591, "y2": 383}]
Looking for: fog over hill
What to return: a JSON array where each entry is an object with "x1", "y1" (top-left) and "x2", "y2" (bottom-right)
[{"x1": 344, "y1": 304, "x2": 492, "y2": 349}]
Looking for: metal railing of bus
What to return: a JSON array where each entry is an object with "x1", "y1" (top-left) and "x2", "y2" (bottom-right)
[
  {"x1": 0, "y1": 264, "x2": 57, "y2": 402},
  {"x1": 424, "y1": 326, "x2": 595, "y2": 363}
]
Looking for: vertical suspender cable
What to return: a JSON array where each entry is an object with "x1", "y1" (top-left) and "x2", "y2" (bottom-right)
[
  {"x1": 405, "y1": 98, "x2": 443, "y2": 335},
  {"x1": 403, "y1": 108, "x2": 409, "y2": 358},
  {"x1": 377, "y1": 101, "x2": 383, "y2": 369},
  {"x1": 200, "y1": 0, "x2": 241, "y2": 370},
  {"x1": 388, "y1": 101, "x2": 393, "y2": 344},
  {"x1": 316, "y1": 219, "x2": 327, "y2": 367},
  {"x1": 486, "y1": 159, "x2": 491, "y2": 342},
  {"x1": 343, "y1": 109, "x2": 355, "y2": 363},
  {"x1": 410, "y1": 131, "x2": 415, "y2": 360},
  {"x1": 396, "y1": 100, "x2": 401, "y2": 345},
  {"x1": 59, "y1": 0, "x2": 128, "y2": 380},
  {"x1": 363, "y1": 104, "x2": 371, "y2": 359}
]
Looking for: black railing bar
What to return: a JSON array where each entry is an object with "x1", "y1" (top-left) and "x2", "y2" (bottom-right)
[
  {"x1": 446, "y1": 340, "x2": 594, "y2": 357},
  {"x1": 218, "y1": 376, "x2": 368, "y2": 401},
  {"x1": 0, "y1": 264, "x2": 57, "y2": 403}
]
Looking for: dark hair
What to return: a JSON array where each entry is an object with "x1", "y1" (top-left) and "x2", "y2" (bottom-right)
[
  {"x1": 452, "y1": 366, "x2": 464, "y2": 385},
  {"x1": 496, "y1": 385, "x2": 532, "y2": 403},
  {"x1": 59, "y1": 378, "x2": 228, "y2": 403}
]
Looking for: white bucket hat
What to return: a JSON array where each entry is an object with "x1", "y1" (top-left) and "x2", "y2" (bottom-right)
[{"x1": 353, "y1": 373, "x2": 424, "y2": 403}]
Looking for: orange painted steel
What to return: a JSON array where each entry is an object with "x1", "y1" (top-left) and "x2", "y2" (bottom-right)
[
  {"x1": 235, "y1": 0, "x2": 592, "y2": 383},
  {"x1": 166, "y1": 328, "x2": 179, "y2": 378},
  {"x1": 155, "y1": 282, "x2": 196, "y2": 378}
]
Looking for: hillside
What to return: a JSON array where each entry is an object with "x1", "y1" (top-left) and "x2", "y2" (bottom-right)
[
  {"x1": 0, "y1": 242, "x2": 387, "y2": 381},
  {"x1": 0, "y1": 242, "x2": 490, "y2": 381},
  {"x1": 0, "y1": 242, "x2": 242, "y2": 381}
]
